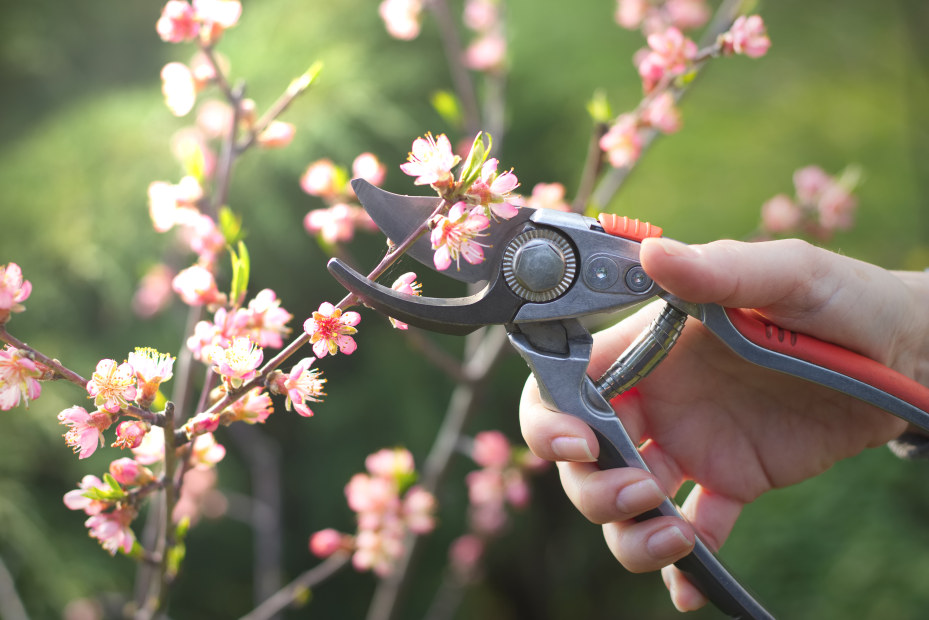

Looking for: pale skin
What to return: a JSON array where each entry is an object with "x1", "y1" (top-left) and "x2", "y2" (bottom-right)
[{"x1": 519, "y1": 236, "x2": 929, "y2": 611}]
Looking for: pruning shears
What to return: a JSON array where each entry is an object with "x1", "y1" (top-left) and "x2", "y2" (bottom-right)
[{"x1": 327, "y1": 179, "x2": 929, "y2": 619}]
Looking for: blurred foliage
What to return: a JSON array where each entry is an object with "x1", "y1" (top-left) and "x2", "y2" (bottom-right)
[{"x1": 1, "y1": 0, "x2": 929, "y2": 618}]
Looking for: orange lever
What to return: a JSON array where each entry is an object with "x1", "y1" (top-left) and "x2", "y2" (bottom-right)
[{"x1": 597, "y1": 214, "x2": 663, "y2": 242}]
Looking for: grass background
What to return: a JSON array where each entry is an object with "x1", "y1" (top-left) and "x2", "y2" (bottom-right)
[{"x1": 1, "y1": 0, "x2": 928, "y2": 617}]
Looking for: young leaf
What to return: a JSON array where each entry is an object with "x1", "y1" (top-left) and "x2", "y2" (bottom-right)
[
  {"x1": 458, "y1": 132, "x2": 492, "y2": 188},
  {"x1": 430, "y1": 90, "x2": 463, "y2": 128},
  {"x1": 229, "y1": 241, "x2": 251, "y2": 305},
  {"x1": 219, "y1": 207, "x2": 245, "y2": 245}
]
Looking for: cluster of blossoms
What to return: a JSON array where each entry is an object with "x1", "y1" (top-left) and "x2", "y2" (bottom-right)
[
  {"x1": 63, "y1": 427, "x2": 226, "y2": 555},
  {"x1": 615, "y1": 0, "x2": 710, "y2": 34},
  {"x1": 600, "y1": 12, "x2": 770, "y2": 169},
  {"x1": 448, "y1": 431, "x2": 546, "y2": 580},
  {"x1": 310, "y1": 448, "x2": 436, "y2": 576},
  {"x1": 400, "y1": 132, "x2": 520, "y2": 271},
  {"x1": 378, "y1": 0, "x2": 423, "y2": 41},
  {"x1": 760, "y1": 165, "x2": 861, "y2": 240},
  {"x1": 0, "y1": 345, "x2": 47, "y2": 411},
  {"x1": 462, "y1": 0, "x2": 507, "y2": 74},
  {"x1": 300, "y1": 153, "x2": 384, "y2": 245}
]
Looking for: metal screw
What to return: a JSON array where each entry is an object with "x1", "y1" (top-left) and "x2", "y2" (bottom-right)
[
  {"x1": 584, "y1": 256, "x2": 619, "y2": 291},
  {"x1": 512, "y1": 239, "x2": 566, "y2": 292},
  {"x1": 624, "y1": 265, "x2": 652, "y2": 293}
]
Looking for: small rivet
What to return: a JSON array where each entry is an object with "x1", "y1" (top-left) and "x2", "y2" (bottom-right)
[
  {"x1": 624, "y1": 265, "x2": 652, "y2": 293},
  {"x1": 585, "y1": 256, "x2": 619, "y2": 291}
]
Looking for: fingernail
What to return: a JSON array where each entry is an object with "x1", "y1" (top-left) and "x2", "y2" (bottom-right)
[
  {"x1": 550, "y1": 436, "x2": 596, "y2": 462},
  {"x1": 646, "y1": 525, "x2": 692, "y2": 560},
  {"x1": 655, "y1": 237, "x2": 697, "y2": 259},
  {"x1": 615, "y1": 479, "x2": 664, "y2": 514}
]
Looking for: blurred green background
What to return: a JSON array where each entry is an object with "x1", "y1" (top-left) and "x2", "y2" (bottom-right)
[{"x1": 2, "y1": 0, "x2": 929, "y2": 618}]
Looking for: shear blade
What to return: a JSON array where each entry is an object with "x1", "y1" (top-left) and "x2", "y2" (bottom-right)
[{"x1": 351, "y1": 179, "x2": 532, "y2": 284}]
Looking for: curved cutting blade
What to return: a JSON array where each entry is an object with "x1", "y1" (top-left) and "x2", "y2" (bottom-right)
[{"x1": 351, "y1": 179, "x2": 533, "y2": 283}]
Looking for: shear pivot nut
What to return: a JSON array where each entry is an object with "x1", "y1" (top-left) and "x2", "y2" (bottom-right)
[
  {"x1": 513, "y1": 240, "x2": 566, "y2": 292},
  {"x1": 503, "y1": 228, "x2": 577, "y2": 302}
]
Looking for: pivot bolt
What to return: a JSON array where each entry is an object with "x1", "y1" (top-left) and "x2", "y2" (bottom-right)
[
  {"x1": 624, "y1": 265, "x2": 652, "y2": 293},
  {"x1": 513, "y1": 239, "x2": 566, "y2": 292}
]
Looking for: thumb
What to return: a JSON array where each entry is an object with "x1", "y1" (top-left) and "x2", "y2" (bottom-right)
[{"x1": 638, "y1": 236, "x2": 911, "y2": 363}]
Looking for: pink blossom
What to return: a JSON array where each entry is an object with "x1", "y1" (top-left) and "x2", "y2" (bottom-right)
[
  {"x1": 58, "y1": 406, "x2": 112, "y2": 459},
  {"x1": 430, "y1": 202, "x2": 490, "y2": 271},
  {"x1": 304, "y1": 204, "x2": 361, "y2": 244},
  {"x1": 190, "y1": 432, "x2": 226, "y2": 469},
  {"x1": 132, "y1": 263, "x2": 175, "y2": 318},
  {"x1": 172, "y1": 264, "x2": 225, "y2": 307},
  {"x1": 449, "y1": 534, "x2": 485, "y2": 578},
  {"x1": 665, "y1": 0, "x2": 711, "y2": 31},
  {"x1": 256, "y1": 121, "x2": 296, "y2": 149},
  {"x1": 464, "y1": 0, "x2": 499, "y2": 31},
  {"x1": 300, "y1": 159, "x2": 344, "y2": 201},
  {"x1": 112, "y1": 420, "x2": 149, "y2": 450},
  {"x1": 614, "y1": 0, "x2": 648, "y2": 30},
  {"x1": 310, "y1": 528, "x2": 348, "y2": 558},
  {"x1": 366, "y1": 447, "x2": 416, "y2": 480},
  {"x1": 161, "y1": 62, "x2": 198, "y2": 117},
  {"x1": 793, "y1": 165, "x2": 833, "y2": 205},
  {"x1": 352, "y1": 153, "x2": 387, "y2": 188},
  {"x1": 400, "y1": 133, "x2": 461, "y2": 189},
  {"x1": 354, "y1": 526, "x2": 404, "y2": 576},
  {"x1": 472, "y1": 430, "x2": 511, "y2": 468},
  {"x1": 638, "y1": 26, "x2": 697, "y2": 91},
  {"x1": 466, "y1": 158, "x2": 520, "y2": 219},
  {"x1": 171, "y1": 127, "x2": 217, "y2": 179},
  {"x1": 0, "y1": 346, "x2": 42, "y2": 410},
  {"x1": 304, "y1": 302, "x2": 361, "y2": 358},
  {"x1": 378, "y1": 0, "x2": 423, "y2": 40},
  {"x1": 221, "y1": 386, "x2": 274, "y2": 424},
  {"x1": 346, "y1": 473, "x2": 398, "y2": 518},
  {"x1": 85, "y1": 508, "x2": 136, "y2": 555},
  {"x1": 209, "y1": 337, "x2": 263, "y2": 389},
  {"x1": 273, "y1": 357, "x2": 326, "y2": 417},
  {"x1": 63, "y1": 475, "x2": 109, "y2": 515},
  {"x1": 173, "y1": 467, "x2": 226, "y2": 524},
  {"x1": 147, "y1": 177, "x2": 202, "y2": 233},
  {"x1": 719, "y1": 15, "x2": 770, "y2": 59},
  {"x1": 599, "y1": 114, "x2": 643, "y2": 168},
  {"x1": 193, "y1": 0, "x2": 242, "y2": 29},
  {"x1": 156, "y1": 1, "x2": 200, "y2": 43},
  {"x1": 243, "y1": 289, "x2": 293, "y2": 349},
  {"x1": 179, "y1": 213, "x2": 226, "y2": 264},
  {"x1": 525, "y1": 183, "x2": 571, "y2": 212},
  {"x1": 464, "y1": 33, "x2": 507, "y2": 73},
  {"x1": 641, "y1": 91, "x2": 681, "y2": 134},
  {"x1": 87, "y1": 359, "x2": 137, "y2": 414},
  {"x1": 403, "y1": 486, "x2": 436, "y2": 533},
  {"x1": 109, "y1": 458, "x2": 152, "y2": 487},
  {"x1": 817, "y1": 184, "x2": 857, "y2": 232},
  {"x1": 183, "y1": 412, "x2": 221, "y2": 437},
  {"x1": 187, "y1": 306, "x2": 247, "y2": 362},
  {"x1": 127, "y1": 347, "x2": 175, "y2": 406},
  {"x1": 132, "y1": 427, "x2": 166, "y2": 465},
  {"x1": 388, "y1": 272, "x2": 422, "y2": 330},
  {"x1": 760, "y1": 194, "x2": 802, "y2": 234},
  {"x1": 0, "y1": 263, "x2": 31, "y2": 323}
]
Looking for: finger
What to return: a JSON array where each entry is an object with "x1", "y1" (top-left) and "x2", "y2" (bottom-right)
[
  {"x1": 640, "y1": 236, "x2": 833, "y2": 311},
  {"x1": 555, "y1": 461, "x2": 668, "y2": 524},
  {"x1": 602, "y1": 517, "x2": 695, "y2": 573},
  {"x1": 519, "y1": 377, "x2": 598, "y2": 462},
  {"x1": 680, "y1": 483, "x2": 743, "y2": 553},
  {"x1": 662, "y1": 565, "x2": 710, "y2": 612}
]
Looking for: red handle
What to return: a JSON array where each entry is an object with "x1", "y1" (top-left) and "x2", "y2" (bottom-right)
[{"x1": 725, "y1": 307, "x2": 929, "y2": 414}]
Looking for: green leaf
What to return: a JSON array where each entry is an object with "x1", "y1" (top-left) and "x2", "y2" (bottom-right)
[
  {"x1": 430, "y1": 90, "x2": 463, "y2": 128},
  {"x1": 288, "y1": 60, "x2": 324, "y2": 97},
  {"x1": 229, "y1": 240, "x2": 251, "y2": 305},
  {"x1": 219, "y1": 206, "x2": 245, "y2": 245},
  {"x1": 395, "y1": 470, "x2": 419, "y2": 496},
  {"x1": 586, "y1": 90, "x2": 612, "y2": 123},
  {"x1": 458, "y1": 132, "x2": 492, "y2": 188}
]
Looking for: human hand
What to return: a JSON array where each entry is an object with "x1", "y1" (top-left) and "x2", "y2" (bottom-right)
[{"x1": 519, "y1": 237, "x2": 929, "y2": 611}]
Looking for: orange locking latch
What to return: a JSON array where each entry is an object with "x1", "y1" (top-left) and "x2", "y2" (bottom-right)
[{"x1": 597, "y1": 214, "x2": 663, "y2": 242}]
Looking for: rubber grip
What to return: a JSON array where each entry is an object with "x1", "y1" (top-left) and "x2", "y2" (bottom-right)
[{"x1": 725, "y1": 308, "x2": 929, "y2": 414}]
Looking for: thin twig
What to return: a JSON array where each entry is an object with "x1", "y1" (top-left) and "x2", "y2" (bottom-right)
[
  {"x1": 239, "y1": 553, "x2": 352, "y2": 620},
  {"x1": 365, "y1": 325, "x2": 511, "y2": 620},
  {"x1": 0, "y1": 325, "x2": 86, "y2": 387},
  {"x1": 425, "y1": 0, "x2": 481, "y2": 137}
]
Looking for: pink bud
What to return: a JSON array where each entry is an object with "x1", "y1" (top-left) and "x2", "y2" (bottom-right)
[
  {"x1": 472, "y1": 431, "x2": 511, "y2": 468},
  {"x1": 113, "y1": 420, "x2": 149, "y2": 450},
  {"x1": 310, "y1": 528, "x2": 348, "y2": 558},
  {"x1": 109, "y1": 457, "x2": 151, "y2": 486}
]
